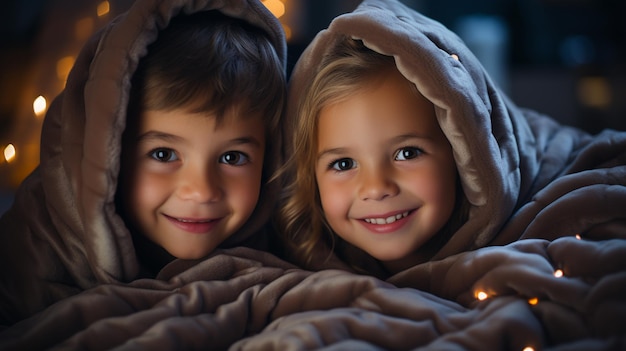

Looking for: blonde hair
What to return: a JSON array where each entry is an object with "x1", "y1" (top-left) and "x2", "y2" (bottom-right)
[{"x1": 279, "y1": 37, "x2": 468, "y2": 269}]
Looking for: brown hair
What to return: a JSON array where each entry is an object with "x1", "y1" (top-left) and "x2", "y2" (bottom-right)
[{"x1": 130, "y1": 10, "x2": 284, "y2": 129}]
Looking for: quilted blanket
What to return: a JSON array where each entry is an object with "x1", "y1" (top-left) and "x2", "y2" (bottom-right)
[
  {"x1": 2, "y1": 239, "x2": 625, "y2": 350},
  {"x1": 1, "y1": 0, "x2": 625, "y2": 350}
]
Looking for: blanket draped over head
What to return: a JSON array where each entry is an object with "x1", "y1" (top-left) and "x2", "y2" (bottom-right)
[
  {"x1": 0, "y1": 0, "x2": 286, "y2": 325},
  {"x1": 1, "y1": 0, "x2": 625, "y2": 350}
]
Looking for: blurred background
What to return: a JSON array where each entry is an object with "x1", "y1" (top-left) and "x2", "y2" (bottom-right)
[{"x1": 1, "y1": 0, "x2": 625, "y2": 215}]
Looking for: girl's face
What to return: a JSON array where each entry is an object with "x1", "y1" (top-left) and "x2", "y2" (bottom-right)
[
  {"x1": 315, "y1": 69, "x2": 457, "y2": 269},
  {"x1": 120, "y1": 108, "x2": 265, "y2": 259}
]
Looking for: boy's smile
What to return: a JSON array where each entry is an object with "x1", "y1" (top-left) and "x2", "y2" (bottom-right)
[
  {"x1": 163, "y1": 214, "x2": 222, "y2": 234},
  {"x1": 120, "y1": 108, "x2": 265, "y2": 259},
  {"x1": 315, "y1": 68, "x2": 457, "y2": 270}
]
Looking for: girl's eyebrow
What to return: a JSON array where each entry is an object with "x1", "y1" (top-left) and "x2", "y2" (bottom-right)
[
  {"x1": 317, "y1": 147, "x2": 348, "y2": 161},
  {"x1": 391, "y1": 133, "x2": 433, "y2": 143},
  {"x1": 317, "y1": 134, "x2": 433, "y2": 160}
]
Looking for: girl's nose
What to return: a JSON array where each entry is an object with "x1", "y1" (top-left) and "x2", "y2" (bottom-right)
[
  {"x1": 177, "y1": 165, "x2": 222, "y2": 203},
  {"x1": 358, "y1": 167, "x2": 399, "y2": 201}
]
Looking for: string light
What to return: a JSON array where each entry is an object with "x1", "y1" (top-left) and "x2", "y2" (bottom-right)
[
  {"x1": 262, "y1": 0, "x2": 285, "y2": 18},
  {"x1": 97, "y1": 1, "x2": 110, "y2": 17},
  {"x1": 575, "y1": 234, "x2": 581, "y2": 240},
  {"x1": 33, "y1": 96, "x2": 47, "y2": 117},
  {"x1": 4, "y1": 144, "x2": 16, "y2": 163},
  {"x1": 527, "y1": 297, "x2": 539, "y2": 305},
  {"x1": 554, "y1": 269, "x2": 564, "y2": 278},
  {"x1": 476, "y1": 291, "x2": 488, "y2": 301},
  {"x1": 523, "y1": 347, "x2": 535, "y2": 351}
]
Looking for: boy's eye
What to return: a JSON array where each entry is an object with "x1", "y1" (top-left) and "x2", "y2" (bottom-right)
[
  {"x1": 150, "y1": 148, "x2": 178, "y2": 162},
  {"x1": 394, "y1": 147, "x2": 422, "y2": 161},
  {"x1": 330, "y1": 158, "x2": 356, "y2": 171},
  {"x1": 220, "y1": 151, "x2": 249, "y2": 166}
]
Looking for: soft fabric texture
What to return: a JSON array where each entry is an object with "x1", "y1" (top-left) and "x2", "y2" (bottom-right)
[
  {"x1": 1, "y1": 0, "x2": 625, "y2": 350},
  {"x1": 285, "y1": 0, "x2": 626, "y2": 275},
  {"x1": 0, "y1": 0, "x2": 286, "y2": 326}
]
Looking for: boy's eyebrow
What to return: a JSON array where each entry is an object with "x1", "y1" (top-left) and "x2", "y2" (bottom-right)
[
  {"x1": 136, "y1": 131, "x2": 184, "y2": 143},
  {"x1": 135, "y1": 133, "x2": 262, "y2": 148},
  {"x1": 227, "y1": 136, "x2": 263, "y2": 148}
]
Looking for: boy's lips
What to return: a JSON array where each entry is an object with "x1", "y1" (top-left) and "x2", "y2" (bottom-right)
[{"x1": 164, "y1": 214, "x2": 221, "y2": 234}]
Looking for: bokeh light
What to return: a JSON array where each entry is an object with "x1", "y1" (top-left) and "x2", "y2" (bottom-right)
[
  {"x1": 33, "y1": 96, "x2": 47, "y2": 117},
  {"x1": 4, "y1": 144, "x2": 16, "y2": 163}
]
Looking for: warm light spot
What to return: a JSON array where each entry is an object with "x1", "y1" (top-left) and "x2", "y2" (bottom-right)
[
  {"x1": 75, "y1": 17, "x2": 94, "y2": 41},
  {"x1": 97, "y1": 1, "x2": 110, "y2": 17},
  {"x1": 262, "y1": 0, "x2": 285, "y2": 18},
  {"x1": 528, "y1": 297, "x2": 539, "y2": 305},
  {"x1": 575, "y1": 234, "x2": 581, "y2": 240},
  {"x1": 523, "y1": 347, "x2": 535, "y2": 351},
  {"x1": 451, "y1": 54, "x2": 459, "y2": 61},
  {"x1": 282, "y1": 23, "x2": 292, "y2": 41},
  {"x1": 476, "y1": 291, "x2": 488, "y2": 301},
  {"x1": 4, "y1": 144, "x2": 16, "y2": 163},
  {"x1": 57, "y1": 56, "x2": 75, "y2": 81},
  {"x1": 554, "y1": 269, "x2": 564, "y2": 278},
  {"x1": 578, "y1": 76, "x2": 611, "y2": 109},
  {"x1": 33, "y1": 96, "x2": 47, "y2": 117}
]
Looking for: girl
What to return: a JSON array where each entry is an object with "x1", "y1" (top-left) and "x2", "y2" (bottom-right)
[
  {"x1": 281, "y1": 37, "x2": 469, "y2": 278},
  {"x1": 280, "y1": 0, "x2": 626, "y2": 279}
]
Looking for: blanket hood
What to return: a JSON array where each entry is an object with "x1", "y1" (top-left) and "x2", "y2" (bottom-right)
[
  {"x1": 287, "y1": 0, "x2": 602, "y2": 263},
  {"x1": 0, "y1": 0, "x2": 285, "y2": 324}
]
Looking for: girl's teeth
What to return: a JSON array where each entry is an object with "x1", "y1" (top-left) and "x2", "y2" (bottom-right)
[{"x1": 365, "y1": 211, "x2": 409, "y2": 224}]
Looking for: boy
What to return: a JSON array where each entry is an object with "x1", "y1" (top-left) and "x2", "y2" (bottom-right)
[
  {"x1": 117, "y1": 10, "x2": 285, "y2": 274},
  {"x1": 0, "y1": 0, "x2": 285, "y2": 325}
]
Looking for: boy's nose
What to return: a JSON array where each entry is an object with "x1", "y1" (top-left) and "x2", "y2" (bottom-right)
[
  {"x1": 358, "y1": 167, "x2": 399, "y2": 201},
  {"x1": 177, "y1": 166, "x2": 222, "y2": 203}
]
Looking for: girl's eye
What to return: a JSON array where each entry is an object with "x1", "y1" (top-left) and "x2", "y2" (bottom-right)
[
  {"x1": 150, "y1": 148, "x2": 178, "y2": 162},
  {"x1": 330, "y1": 158, "x2": 356, "y2": 171},
  {"x1": 220, "y1": 151, "x2": 249, "y2": 166},
  {"x1": 395, "y1": 147, "x2": 422, "y2": 161}
]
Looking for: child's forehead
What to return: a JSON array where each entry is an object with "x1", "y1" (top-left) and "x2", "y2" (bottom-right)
[
  {"x1": 131, "y1": 108, "x2": 267, "y2": 143},
  {"x1": 138, "y1": 106, "x2": 266, "y2": 125}
]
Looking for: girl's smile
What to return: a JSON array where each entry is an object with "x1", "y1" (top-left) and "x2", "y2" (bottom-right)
[{"x1": 358, "y1": 209, "x2": 417, "y2": 234}]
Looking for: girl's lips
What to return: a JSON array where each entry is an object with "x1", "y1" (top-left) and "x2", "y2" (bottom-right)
[
  {"x1": 164, "y1": 215, "x2": 221, "y2": 234},
  {"x1": 358, "y1": 209, "x2": 416, "y2": 234}
]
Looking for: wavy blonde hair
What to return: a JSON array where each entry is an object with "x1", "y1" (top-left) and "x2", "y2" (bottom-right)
[
  {"x1": 277, "y1": 38, "x2": 394, "y2": 266},
  {"x1": 279, "y1": 37, "x2": 468, "y2": 269}
]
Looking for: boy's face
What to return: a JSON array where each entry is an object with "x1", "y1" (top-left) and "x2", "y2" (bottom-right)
[
  {"x1": 121, "y1": 108, "x2": 265, "y2": 260},
  {"x1": 314, "y1": 69, "x2": 457, "y2": 268}
]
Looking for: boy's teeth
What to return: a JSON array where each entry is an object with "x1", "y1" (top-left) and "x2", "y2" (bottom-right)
[{"x1": 364, "y1": 211, "x2": 409, "y2": 224}]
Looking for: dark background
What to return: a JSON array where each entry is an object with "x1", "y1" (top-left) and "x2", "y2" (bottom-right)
[{"x1": 1, "y1": 0, "x2": 625, "y2": 214}]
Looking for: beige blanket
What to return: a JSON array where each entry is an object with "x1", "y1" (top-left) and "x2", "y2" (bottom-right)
[{"x1": 1, "y1": 0, "x2": 625, "y2": 350}]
